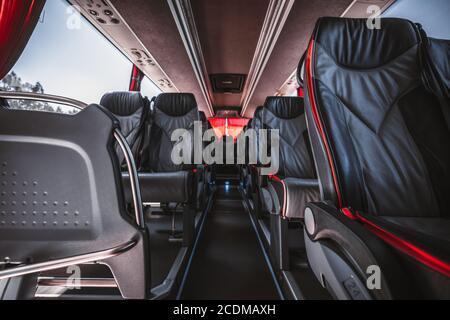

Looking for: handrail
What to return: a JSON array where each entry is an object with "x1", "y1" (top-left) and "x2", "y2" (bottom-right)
[
  {"x1": 0, "y1": 240, "x2": 137, "y2": 281},
  {"x1": 113, "y1": 129, "x2": 145, "y2": 228},
  {"x1": 0, "y1": 91, "x2": 88, "y2": 110}
]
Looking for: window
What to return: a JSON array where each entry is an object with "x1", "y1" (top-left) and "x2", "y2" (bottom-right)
[
  {"x1": 1, "y1": 0, "x2": 133, "y2": 107},
  {"x1": 289, "y1": 90, "x2": 298, "y2": 97},
  {"x1": 141, "y1": 76, "x2": 162, "y2": 100},
  {"x1": 383, "y1": 0, "x2": 450, "y2": 39},
  {"x1": 2, "y1": 99, "x2": 80, "y2": 115}
]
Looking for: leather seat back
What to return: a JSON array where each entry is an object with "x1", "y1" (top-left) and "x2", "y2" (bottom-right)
[
  {"x1": 100, "y1": 92, "x2": 149, "y2": 166},
  {"x1": 146, "y1": 93, "x2": 199, "y2": 172},
  {"x1": 259, "y1": 97, "x2": 316, "y2": 179},
  {"x1": 304, "y1": 17, "x2": 450, "y2": 218}
]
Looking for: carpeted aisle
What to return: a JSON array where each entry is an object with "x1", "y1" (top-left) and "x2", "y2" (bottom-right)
[{"x1": 180, "y1": 184, "x2": 280, "y2": 300}]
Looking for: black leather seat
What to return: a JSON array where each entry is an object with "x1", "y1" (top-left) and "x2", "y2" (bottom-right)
[
  {"x1": 100, "y1": 92, "x2": 149, "y2": 168},
  {"x1": 121, "y1": 93, "x2": 199, "y2": 245},
  {"x1": 139, "y1": 93, "x2": 198, "y2": 203},
  {"x1": 251, "y1": 97, "x2": 319, "y2": 271},
  {"x1": 241, "y1": 107, "x2": 263, "y2": 209},
  {"x1": 256, "y1": 97, "x2": 318, "y2": 220},
  {"x1": 302, "y1": 17, "x2": 450, "y2": 299},
  {"x1": 0, "y1": 103, "x2": 150, "y2": 299}
]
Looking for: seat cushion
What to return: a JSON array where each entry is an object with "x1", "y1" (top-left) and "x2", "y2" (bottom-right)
[{"x1": 122, "y1": 171, "x2": 193, "y2": 203}]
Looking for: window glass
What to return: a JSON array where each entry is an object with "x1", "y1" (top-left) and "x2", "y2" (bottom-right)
[
  {"x1": 383, "y1": 0, "x2": 450, "y2": 39},
  {"x1": 1, "y1": 0, "x2": 133, "y2": 107},
  {"x1": 289, "y1": 90, "x2": 298, "y2": 97},
  {"x1": 3, "y1": 99, "x2": 79, "y2": 115},
  {"x1": 141, "y1": 76, "x2": 162, "y2": 99}
]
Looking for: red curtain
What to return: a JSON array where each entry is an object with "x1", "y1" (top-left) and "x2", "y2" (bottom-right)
[
  {"x1": 0, "y1": 0, "x2": 46, "y2": 80},
  {"x1": 129, "y1": 64, "x2": 143, "y2": 91}
]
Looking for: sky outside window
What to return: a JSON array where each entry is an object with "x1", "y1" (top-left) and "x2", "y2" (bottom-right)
[
  {"x1": 383, "y1": 0, "x2": 450, "y2": 39},
  {"x1": 141, "y1": 76, "x2": 162, "y2": 100},
  {"x1": 9, "y1": 0, "x2": 133, "y2": 104}
]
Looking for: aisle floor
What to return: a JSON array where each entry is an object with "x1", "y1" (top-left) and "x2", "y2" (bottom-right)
[{"x1": 180, "y1": 185, "x2": 280, "y2": 300}]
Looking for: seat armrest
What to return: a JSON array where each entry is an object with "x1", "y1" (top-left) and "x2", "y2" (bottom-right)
[
  {"x1": 304, "y1": 202, "x2": 415, "y2": 299},
  {"x1": 122, "y1": 171, "x2": 193, "y2": 204},
  {"x1": 267, "y1": 178, "x2": 320, "y2": 219}
]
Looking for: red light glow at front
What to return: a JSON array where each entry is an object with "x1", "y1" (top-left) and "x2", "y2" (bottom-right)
[{"x1": 208, "y1": 117, "x2": 249, "y2": 142}]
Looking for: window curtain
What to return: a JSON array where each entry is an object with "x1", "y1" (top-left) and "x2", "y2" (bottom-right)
[{"x1": 0, "y1": 0, "x2": 46, "y2": 80}]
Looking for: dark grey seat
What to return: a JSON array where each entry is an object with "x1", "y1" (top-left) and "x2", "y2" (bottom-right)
[
  {"x1": 256, "y1": 97, "x2": 319, "y2": 220},
  {"x1": 140, "y1": 93, "x2": 199, "y2": 204},
  {"x1": 100, "y1": 92, "x2": 149, "y2": 168},
  {"x1": 0, "y1": 104, "x2": 150, "y2": 299},
  {"x1": 302, "y1": 18, "x2": 450, "y2": 299},
  {"x1": 251, "y1": 97, "x2": 319, "y2": 272}
]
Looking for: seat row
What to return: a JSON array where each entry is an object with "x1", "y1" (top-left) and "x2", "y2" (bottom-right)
[
  {"x1": 242, "y1": 18, "x2": 450, "y2": 299},
  {"x1": 100, "y1": 92, "x2": 213, "y2": 244},
  {"x1": 0, "y1": 91, "x2": 213, "y2": 299}
]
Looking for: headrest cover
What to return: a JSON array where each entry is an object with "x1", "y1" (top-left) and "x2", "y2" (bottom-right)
[
  {"x1": 100, "y1": 92, "x2": 146, "y2": 116},
  {"x1": 154, "y1": 93, "x2": 197, "y2": 116},
  {"x1": 264, "y1": 97, "x2": 304, "y2": 119},
  {"x1": 315, "y1": 18, "x2": 420, "y2": 69}
]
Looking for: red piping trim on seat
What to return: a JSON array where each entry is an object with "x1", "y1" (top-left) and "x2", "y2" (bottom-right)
[
  {"x1": 268, "y1": 174, "x2": 282, "y2": 183},
  {"x1": 305, "y1": 39, "x2": 343, "y2": 208},
  {"x1": 341, "y1": 207, "x2": 357, "y2": 220},
  {"x1": 343, "y1": 208, "x2": 450, "y2": 278}
]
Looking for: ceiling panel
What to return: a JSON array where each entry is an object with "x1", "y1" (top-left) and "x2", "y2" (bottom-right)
[
  {"x1": 244, "y1": 0, "x2": 354, "y2": 117},
  {"x1": 190, "y1": 0, "x2": 270, "y2": 109},
  {"x1": 110, "y1": 0, "x2": 209, "y2": 114}
]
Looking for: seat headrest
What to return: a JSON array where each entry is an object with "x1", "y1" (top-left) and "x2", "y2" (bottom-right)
[
  {"x1": 315, "y1": 17, "x2": 420, "y2": 69},
  {"x1": 154, "y1": 93, "x2": 197, "y2": 116},
  {"x1": 100, "y1": 92, "x2": 147, "y2": 116},
  {"x1": 264, "y1": 97, "x2": 304, "y2": 119}
]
